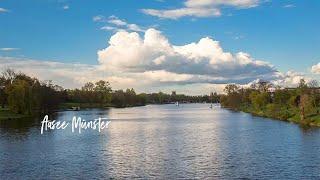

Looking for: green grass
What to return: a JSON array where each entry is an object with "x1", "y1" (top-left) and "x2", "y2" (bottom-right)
[
  {"x1": 0, "y1": 107, "x2": 28, "y2": 120},
  {"x1": 236, "y1": 104, "x2": 320, "y2": 127},
  {"x1": 306, "y1": 114, "x2": 320, "y2": 126}
]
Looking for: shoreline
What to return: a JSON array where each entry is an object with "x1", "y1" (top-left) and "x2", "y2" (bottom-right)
[
  {"x1": 222, "y1": 106, "x2": 320, "y2": 127},
  {"x1": 0, "y1": 108, "x2": 30, "y2": 120},
  {"x1": 58, "y1": 102, "x2": 147, "y2": 110},
  {"x1": 0, "y1": 103, "x2": 147, "y2": 120},
  {"x1": 0, "y1": 102, "x2": 200, "y2": 120}
]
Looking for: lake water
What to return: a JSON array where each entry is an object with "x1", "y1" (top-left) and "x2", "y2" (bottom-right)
[{"x1": 1, "y1": 104, "x2": 320, "y2": 179}]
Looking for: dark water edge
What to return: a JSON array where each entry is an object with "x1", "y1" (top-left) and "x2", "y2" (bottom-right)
[
  {"x1": 0, "y1": 103, "x2": 146, "y2": 121},
  {"x1": 1, "y1": 104, "x2": 320, "y2": 179}
]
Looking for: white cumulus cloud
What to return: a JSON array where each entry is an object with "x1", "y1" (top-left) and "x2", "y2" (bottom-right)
[
  {"x1": 272, "y1": 71, "x2": 312, "y2": 87},
  {"x1": 98, "y1": 28, "x2": 278, "y2": 84},
  {"x1": 311, "y1": 63, "x2": 320, "y2": 74}
]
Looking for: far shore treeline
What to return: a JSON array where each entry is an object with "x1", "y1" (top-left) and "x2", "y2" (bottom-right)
[
  {"x1": 1, "y1": 69, "x2": 319, "y2": 127},
  {"x1": 0, "y1": 69, "x2": 219, "y2": 117},
  {"x1": 220, "y1": 79, "x2": 320, "y2": 126}
]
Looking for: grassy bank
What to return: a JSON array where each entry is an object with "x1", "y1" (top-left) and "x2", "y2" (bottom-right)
[
  {"x1": 0, "y1": 107, "x2": 29, "y2": 120},
  {"x1": 233, "y1": 105, "x2": 320, "y2": 127}
]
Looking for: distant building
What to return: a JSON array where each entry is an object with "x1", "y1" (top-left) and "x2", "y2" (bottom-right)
[
  {"x1": 267, "y1": 87, "x2": 276, "y2": 93},
  {"x1": 171, "y1": 91, "x2": 176, "y2": 96}
]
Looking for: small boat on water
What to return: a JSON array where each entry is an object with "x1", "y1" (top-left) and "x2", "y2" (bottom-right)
[
  {"x1": 210, "y1": 103, "x2": 221, "y2": 108},
  {"x1": 70, "y1": 106, "x2": 80, "y2": 111},
  {"x1": 175, "y1": 101, "x2": 179, "y2": 106}
]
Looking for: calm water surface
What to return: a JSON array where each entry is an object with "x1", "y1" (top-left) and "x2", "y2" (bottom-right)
[{"x1": 1, "y1": 104, "x2": 320, "y2": 179}]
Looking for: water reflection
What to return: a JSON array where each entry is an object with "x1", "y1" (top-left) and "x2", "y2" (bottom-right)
[{"x1": 0, "y1": 104, "x2": 320, "y2": 179}]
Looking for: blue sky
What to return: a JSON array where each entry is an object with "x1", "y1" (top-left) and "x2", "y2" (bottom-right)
[{"x1": 0, "y1": 0, "x2": 320, "y2": 94}]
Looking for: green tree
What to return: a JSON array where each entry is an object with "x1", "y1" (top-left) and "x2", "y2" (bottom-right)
[
  {"x1": 249, "y1": 91, "x2": 270, "y2": 110},
  {"x1": 111, "y1": 90, "x2": 126, "y2": 107},
  {"x1": 94, "y1": 80, "x2": 112, "y2": 105},
  {"x1": 224, "y1": 84, "x2": 239, "y2": 95},
  {"x1": 274, "y1": 89, "x2": 290, "y2": 105},
  {"x1": 222, "y1": 84, "x2": 241, "y2": 109},
  {"x1": 82, "y1": 82, "x2": 95, "y2": 91},
  {"x1": 0, "y1": 76, "x2": 6, "y2": 108},
  {"x1": 5, "y1": 79, "x2": 30, "y2": 114}
]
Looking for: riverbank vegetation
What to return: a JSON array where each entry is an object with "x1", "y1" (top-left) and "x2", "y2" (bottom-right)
[
  {"x1": 0, "y1": 69, "x2": 218, "y2": 119},
  {"x1": 220, "y1": 80, "x2": 320, "y2": 127},
  {"x1": 0, "y1": 107, "x2": 27, "y2": 120}
]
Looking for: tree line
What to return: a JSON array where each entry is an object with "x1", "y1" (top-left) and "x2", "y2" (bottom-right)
[
  {"x1": 0, "y1": 69, "x2": 65, "y2": 114},
  {"x1": 220, "y1": 79, "x2": 320, "y2": 126},
  {"x1": 0, "y1": 69, "x2": 219, "y2": 115}
]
